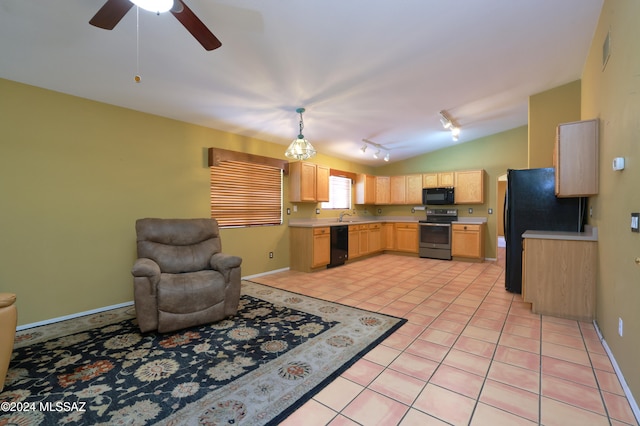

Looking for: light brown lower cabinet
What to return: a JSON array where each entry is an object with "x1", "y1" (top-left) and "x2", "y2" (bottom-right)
[
  {"x1": 394, "y1": 223, "x2": 418, "y2": 253},
  {"x1": 522, "y1": 237, "x2": 596, "y2": 321},
  {"x1": 348, "y1": 226, "x2": 360, "y2": 259},
  {"x1": 290, "y1": 227, "x2": 330, "y2": 272},
  {"x1": 290, "y1": 222, "x2": 418, "y2": 272},
  {"x1": 312, "y1": 227, "x2": 331, "y2": 268},
  {"x1": 382, "y1": 223, "x2": 395, "y2": 250},
  {"x1": 451, "y1": 223, "x2": 485, "y2": 261},
  {"x1": 368, "y1": 223, "x2": 382, "y2": 253}
]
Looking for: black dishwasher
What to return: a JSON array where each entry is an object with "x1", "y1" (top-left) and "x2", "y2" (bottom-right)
[{"x1": 329, "y1": 225, "x2": 348, "y2": 267}]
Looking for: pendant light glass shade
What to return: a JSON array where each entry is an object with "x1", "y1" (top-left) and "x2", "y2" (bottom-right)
[
  {"x1": 131, "y1": 0, "x2": 174, "y2": 13},
  {"x1": 285, "y1": 137, "x2": 317, "y2": 160},
  {"x1": 285, "y1": 108, "x2": 316, "y2": 160}
]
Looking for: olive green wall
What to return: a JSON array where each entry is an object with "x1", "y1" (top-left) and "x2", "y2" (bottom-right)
[
  {"x1": 581, "y1": 0, "x2": 640, "y2": 402},
  {"x1": 0, "y1": 78, "x2": 371, "y2": 326},
  {"x1": 375, "y1": 126, "x2": 529, "y2": 260},
  {"x1": 0, "y1": 77, "x2": 383, "y2": 326},
  {"x1": 528, "y1": 80, "x2": 582, "y2": 168}
]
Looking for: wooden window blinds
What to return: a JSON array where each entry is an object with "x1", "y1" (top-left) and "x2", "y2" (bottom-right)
[{"x1": 210, "y1": 160, "x2": 283, "y2": 227}]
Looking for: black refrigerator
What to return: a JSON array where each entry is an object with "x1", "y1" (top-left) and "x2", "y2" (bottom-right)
[{"x1": 504, "y1": 168, "x2": 586, "y2": 293}]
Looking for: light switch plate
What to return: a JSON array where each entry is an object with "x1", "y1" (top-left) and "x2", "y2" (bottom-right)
[{"x1": 631, "y1": 213, "x2": 639, "y2": 232}]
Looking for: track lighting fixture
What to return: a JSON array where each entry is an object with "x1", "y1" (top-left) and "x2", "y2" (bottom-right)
[
  {"x1": 285, "y1": 108, "x2": 317, "y2": 160},
  {"x1": 439, "y1": 110, "x2": 461, "y2": 141},
  {"x1": 361, "y1": 139, "x2": 391, "y2": 161}
]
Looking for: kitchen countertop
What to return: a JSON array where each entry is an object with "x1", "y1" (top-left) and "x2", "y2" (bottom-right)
[
  {"x1": 289, "y1": 215, "x2": 490, "y2": 228},
  {"x1": 452, "y1": 217, "x2": 487, "y2": 225},
  {"x1": 522, "y1": 225, "x2": 598, "y2": 241},
  {"x1": 288, "y1": 216, "x2": 418, "y2": 228}
]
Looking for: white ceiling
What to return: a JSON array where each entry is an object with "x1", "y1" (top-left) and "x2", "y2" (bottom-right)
[{"x1": 0, "y1": 0, "x2": 603, "y2": 166}]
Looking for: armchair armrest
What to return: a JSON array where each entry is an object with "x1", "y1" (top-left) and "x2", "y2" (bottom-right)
[
  {"x1": 211, "y1": 253, "x2": 242, "y2": 282},
  {"x1": 132, "y1": 258, "x2": 161, "y2": 284}
]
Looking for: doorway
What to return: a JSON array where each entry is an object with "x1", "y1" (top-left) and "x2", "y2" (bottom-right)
[{"x1": 496, "y1": 173, "x2": 507, "y2": 265}]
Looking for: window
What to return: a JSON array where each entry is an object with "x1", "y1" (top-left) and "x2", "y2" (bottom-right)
[
  {"x1": 321, "y1": 175, "x2": 352, "y2": 209},
  {"x1": 209, "y1": 149, "x2": 286, "y2": 227}
]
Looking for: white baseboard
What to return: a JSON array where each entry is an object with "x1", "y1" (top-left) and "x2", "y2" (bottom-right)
[
  {"x1": 15, "y1": 269, "x2": 290, "y2": 332},
  {"x1": 243, "y1": 268, "x2": 290, "y2": 280},
  {"x1": 17, "y1": 301, "x2": 134, "y2": 331},
  {"x1": 593, "y1": 320, "x2": 640, "y2": 423}
]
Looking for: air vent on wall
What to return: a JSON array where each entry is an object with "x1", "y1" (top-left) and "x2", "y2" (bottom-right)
[{"x1": 602, "y1": 30, "x2": 611, "y2": 70}]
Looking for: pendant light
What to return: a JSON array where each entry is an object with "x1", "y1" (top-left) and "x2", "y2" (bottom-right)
[{"x1": 285, "y1": 108, "x2": 317, "y2": 160}]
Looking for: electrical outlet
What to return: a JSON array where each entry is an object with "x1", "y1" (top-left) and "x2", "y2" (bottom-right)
[
  {"x1": 468, "y1": 208, "x2": 473, "y2": 214},
  {"x1": 618, "y1": 317, "x2": 623, "y2": 337},
  {"x1": 315, "y1": 208, "x2": 320, "y2": 214},
  {"x1": 269, "y1": 252, "x2": 273, "y2": 259},
  {"x1": 286, "y1": 208, "x2": 291, "y2": 215},
  {"x1": 488, "y1": 208, "x2": 493, "y2": 214}
]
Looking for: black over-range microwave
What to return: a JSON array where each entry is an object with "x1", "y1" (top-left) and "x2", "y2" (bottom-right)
[{"x1": 422, "y1": 187, "x2": 455, "y2": 205}]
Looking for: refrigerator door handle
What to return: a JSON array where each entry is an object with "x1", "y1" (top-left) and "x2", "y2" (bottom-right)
[{"x1": 503, "y1": 186, "x2": 509, "y2": 244}]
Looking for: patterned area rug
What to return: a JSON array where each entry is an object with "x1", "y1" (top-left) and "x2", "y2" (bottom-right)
[{"x1": 1, "y1": 280, "x2": 405, "y2": 425}]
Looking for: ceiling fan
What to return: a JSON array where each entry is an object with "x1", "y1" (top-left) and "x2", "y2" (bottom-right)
[{"x1": 89, "y1": 0, "x2": 221, "y2": 51}]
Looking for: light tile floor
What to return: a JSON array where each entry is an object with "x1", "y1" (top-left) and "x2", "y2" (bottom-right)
[{"x1": 250, "y1": 252, "x2": 638, "y2": 426}]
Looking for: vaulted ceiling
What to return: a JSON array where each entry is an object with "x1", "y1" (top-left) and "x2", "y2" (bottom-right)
[{"x1": 0, "y1": 0, "x2": 603, "y2": 165}]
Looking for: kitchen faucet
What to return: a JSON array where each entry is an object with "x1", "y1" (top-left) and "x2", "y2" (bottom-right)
[{"x1": 339, "y1": 211, "x2": 352, "y2": 222}]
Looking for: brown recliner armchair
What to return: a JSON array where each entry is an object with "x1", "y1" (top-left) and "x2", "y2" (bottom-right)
[
  {"x1": 0, "y1": 293, "x2": 17, "y2": 392},
  {"x1": 132, "y1": 218, "x2": 242, "y2": 333}
]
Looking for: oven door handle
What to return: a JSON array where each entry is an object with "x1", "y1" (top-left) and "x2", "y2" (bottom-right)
[{"x1": 420, "y1": 223, "x2": 451, "y2": 227}]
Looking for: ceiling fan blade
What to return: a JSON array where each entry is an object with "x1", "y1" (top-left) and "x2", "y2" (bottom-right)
[
  {"x1": 171, "y1": 1, "x2": 222, "y2": 51},
  {"x1": 89, "y1": 0, "x2": 134, "y2": 30}
]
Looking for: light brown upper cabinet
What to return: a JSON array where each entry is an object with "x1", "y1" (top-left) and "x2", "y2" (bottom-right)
[
  {"x1": 388, "y1": 175, "x2": 423, "y2": 205},
  {"x1": 355, "y1": 174, "x2": 376, "y2": 204},
  {"x1": 375, "y1": 176, "x2": 391, "y2": 205},
  {"x1": 289, "y1": 162, "x2": 330, "y2": 202},
  {"x1": 405, "y1": 174, "x2": 423, "y2": 204},
  {"x1": 554, "y1": 119, "x2": 599, "y2": 197},
  {"x1": 390, "y1": 176, "x2": 406, "y2": 205},
  {"x1": 454, "y1": 170, "x2": 485, "y2": 204},
  {"x1": 423, "y1": 172, "x2": 454, "y2": 188}
]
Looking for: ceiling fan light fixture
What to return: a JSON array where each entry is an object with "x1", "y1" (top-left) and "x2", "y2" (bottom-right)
[
  {"x1": 285, "y1": 108, "x2": 317, "y2": 161},
  {"x1": 373, "y1": 149, "x2": 380, "y2": 159},
  {"x1": 131, "y1": 0, "x2": 174, "y2": 14},
  {"x1": 360, "y1": 144, "x2": 367, "y2": 154},
  {"x1": 384, "y1": 152, "x2": 390, "y2": 162}
]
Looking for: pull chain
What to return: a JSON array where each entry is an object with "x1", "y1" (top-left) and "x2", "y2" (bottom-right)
[{"x1": 134, "y1": 6, "x2": 141, "y2": 83}]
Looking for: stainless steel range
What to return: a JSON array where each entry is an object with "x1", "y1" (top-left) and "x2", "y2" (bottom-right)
[{"x1": 419, "y1": 208, "x2": 458, "y2": 260}]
